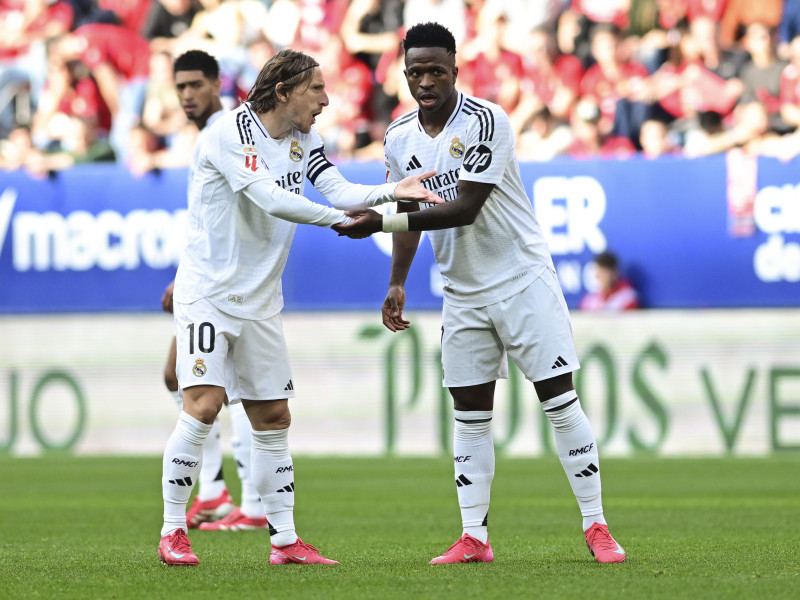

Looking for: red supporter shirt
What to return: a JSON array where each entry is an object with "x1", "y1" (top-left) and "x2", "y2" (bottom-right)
[
  {"x1": 780, "y1": 63, "x2": 800, "y2": 107},
  {"x1": 521, "y1": 54, "x2": 583, "y2": 106},
  {"x1": 0, "y1": 0, "x2": 73, "y2": 59},
  {"x1": 57, "y1": 76, "x2": 113, "y2": 133},
  {"x1": 74, "y1": 24, "x2": 150, "y2": 81},
  {"x1": 580, "y1": 61, "x2": 650, "y2": 123},
  {"x1": 579, "y1": 278, "x2": 640, "y2": 311},
  {"x1": 461, "y1": 50, "x2": 525, "y2": 112}
]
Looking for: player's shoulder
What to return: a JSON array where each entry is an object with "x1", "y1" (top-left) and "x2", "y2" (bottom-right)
[
  {"x1": 213, "y1": 103, "x2": 264, "y2": 147},
  {"x1": 459, "y1": 94, "x2": 508, "y2": 140},
  {"x1": 384, "y1": 108, "x2": 419, "y2": 144}
]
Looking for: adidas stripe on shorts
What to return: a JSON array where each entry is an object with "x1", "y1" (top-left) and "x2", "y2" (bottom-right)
[
  {"x1": 441, "y1": 268, "x2": 580, "y2": 387},
  {"x1": 174, "y1": 298, "x2": 295, "y2": 402}
]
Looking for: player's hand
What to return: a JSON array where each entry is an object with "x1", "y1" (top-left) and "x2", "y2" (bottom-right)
[
  {"x1": 161, "y1": 281, "x2": 175, "y2": 313},
  {"x1": 332, "y1": 209, "x2": 382, "y2": 238},
  {"x1": 382, "y1": 285, "x2": 410, "y2": 332},
  {"x1": 395, "y1": 170, "x2": 444, "y2": 204}
]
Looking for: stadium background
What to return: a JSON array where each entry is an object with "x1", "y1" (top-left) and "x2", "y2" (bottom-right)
[{"x1": 2, "y1": 154, "x2": 798, "y2": 457}]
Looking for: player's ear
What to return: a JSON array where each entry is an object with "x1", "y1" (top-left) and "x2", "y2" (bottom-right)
[
  {"x1": 275, "y1": 81, "x2": 288, "y2": 103},
  {"x1": 452, "y1": 65, "x2": 458, "y2": 83}
]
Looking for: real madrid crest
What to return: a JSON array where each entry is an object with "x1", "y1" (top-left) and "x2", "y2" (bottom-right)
[
  {"x1": 192, "y1": 359, "x2": 207, "y2": 377},
  {"x1": 289, "y1": 141, "x2": 303, "y2": 162},
  {"x1": 450, "y1": 137, "x2": 465, "y2": 159}
]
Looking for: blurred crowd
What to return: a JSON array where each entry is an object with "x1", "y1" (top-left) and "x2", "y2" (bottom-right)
[{"x1": 2, "y1": 0, "x2": 800, "y2": 177}]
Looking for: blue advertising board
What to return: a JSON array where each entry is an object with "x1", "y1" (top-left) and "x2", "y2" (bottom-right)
[{"x1": 0, "y1": 154, "x2": 797, "y2": 313}]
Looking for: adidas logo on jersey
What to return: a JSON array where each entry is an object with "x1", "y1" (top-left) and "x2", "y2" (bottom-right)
[
  {"x1": 551, "y1": 356, "x2": 569, "y2": 369},
  {"x1": 405, "y1": 155, "x2": 422, "y2": 171},
  {"x1": 284, "y1": 380, "x2": 294, "y2": 391}
]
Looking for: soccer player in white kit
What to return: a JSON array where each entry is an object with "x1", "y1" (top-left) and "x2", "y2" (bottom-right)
[
  {"x1": 160, "y1": 50, "x2": 270, "y2": 532},
  {"x1": 334, "y1": 22, "x2": 627, "y2": 565},
  {"x1": 157, "y1": 47, "x2": 441, "y2": 566}
]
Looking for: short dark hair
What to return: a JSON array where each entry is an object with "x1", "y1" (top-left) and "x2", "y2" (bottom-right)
[
  {"x1": 403, "y1": 22, "x2": 457, "y2": 55},
  {"x1": 174, "y1": 50, "x2": 219, "y2": 80},
  {"x1": 246, "y1": 48, "x2": 319, "y2": 113},
  {"x1": 595, "y1": 251, "x2": 619, "y2": 270}
]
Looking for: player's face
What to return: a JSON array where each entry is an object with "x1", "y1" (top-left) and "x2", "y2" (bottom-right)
[
  {"x1": 285, "y1": 67, "x2": 329, "y2": 134},
  {"x1": 175, "y1": 70, "x2": 221, "y2": 125},
  {"x1": 404, "y1": 47, "x2": 458, "y2": 116}
]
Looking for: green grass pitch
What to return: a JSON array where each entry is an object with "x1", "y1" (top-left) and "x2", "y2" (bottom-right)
[{"x1": 1, "y1": 455, "x2": 798, "y2": 599}]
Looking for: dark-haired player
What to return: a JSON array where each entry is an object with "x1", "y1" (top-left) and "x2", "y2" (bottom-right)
[{"x1": 335, "y1": 22, "x2": 626, "y2": 565}]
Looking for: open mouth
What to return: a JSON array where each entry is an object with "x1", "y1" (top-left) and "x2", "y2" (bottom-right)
[{"x1": 419, "y1": 94, "x2": 437, "y2": 107}]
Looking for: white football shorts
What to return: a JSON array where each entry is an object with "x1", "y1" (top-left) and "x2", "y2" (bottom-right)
[
  {"x1": 441, "y1": 268, "x2": 580, "y2": 387},
  {"x1": 173, "y1": 298, "x2": 295, "y2": 402}
]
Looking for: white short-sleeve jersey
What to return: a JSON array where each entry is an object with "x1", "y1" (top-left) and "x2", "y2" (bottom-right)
[
  {"x1": 174, "y1": 102, "x2": 387, "y2": 320},
  {"x1": 383, "y1": 92, "x2": 555, "y2": 308}
]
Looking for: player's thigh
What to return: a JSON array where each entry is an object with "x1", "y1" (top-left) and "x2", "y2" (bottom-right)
[
  {"x1": 231, "y1": 313, "x2": 295, "y2": 401},
  {"x1": 441, "y1": 301, "x2": 508, "y2": 388},
  {"x1": 173, "y1": 299, "x2": 236, "y2": 391},
  {"x1": 488, "y1": 270, "x2": 580, "y2": 384}
]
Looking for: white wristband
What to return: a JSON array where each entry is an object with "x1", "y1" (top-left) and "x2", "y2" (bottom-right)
[{"x1": 382, "y1": 212, "x2": 409, "y2": 233}]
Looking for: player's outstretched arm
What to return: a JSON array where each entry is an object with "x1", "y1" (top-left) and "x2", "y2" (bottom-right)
[
  {"x1": 243, "y1": 178, "x2": 347, "y2": 227},
  {"x1": 312, "y1": 162, "x2": 442, "y2": 210},
  {"x1": 333, "y1": 180, "x2": 495, "y2": 237}
]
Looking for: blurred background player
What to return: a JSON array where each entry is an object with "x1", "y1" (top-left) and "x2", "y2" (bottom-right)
[
  {"x1": 162, "y1": 49, "x2": 268, "y2": 532},
  {"x1": 579, "y1": 250, "x2": 640, "y2": 311}
]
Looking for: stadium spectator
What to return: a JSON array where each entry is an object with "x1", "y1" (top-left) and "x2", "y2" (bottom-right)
[
  {"x1": 311, "y1": 33, "x2": 373, "y2": 158},
  {"x1": 404, "y1": 0, "x2": 467, "y2": 47},
  {"x1": 689, "y1": 15, "x2": 748, "y2": 79},
  {"x1": 141, "y1": 50, "x2": 186, "y2": 139},
  {"x1": 141, "y1": 0, "x2": 199, "y2": 54},
  {"x1": 30, "y1": 57, "x2": 112, "y2": 149},
  {"x1": 339, "y1": 0, "x2": 404, "y2": 147},
  {"x1": 567, "y1": 98, "x2": 637, "y2": 157},
  {"x1": 262, "y1": 0, "x2": 302, "y2": 48},
  {"x1": 654, "y1": 18, "x2": 744, "y2": 122},
  {"x1": 516, "y1": 105, "x2": 573, "y2": 161},
  {"x1": 458, "y1": 11, "x2": 523, "y2": 113},
  {"x1": 639, "y1": 116, "x2": 679, "y2": 156},
  {"x1": 780, "y1": 33, "x2": 800, "y2": 129},
  {"x1": 0, "y1": 0, "x2": 74, "y2": 136},
  {"x1": 484, "y1": 0, "x2": 564, "y2": 47},
  {"x1": 335, "y1": 21, "x2": 627, "y2": 567},
  {"x1": 99, "y1": 0, "x2": 153, "y2": 32},
  {"x1": 48, "y1": 22, "x2": 150, "y2": 164},
  {"x1": 23, "y1": 113, "x2": 114, "y2": 177},
  {"x1": 510, "y1": 26, "x2": 583, "y2": 134},
  {"x1": 580, "y1": 22, "x2": 652, "y2": 145},
  {"x1": 0, "y1": 123, "x2": 38, "y2": 169},
  {"x1": 579, "y1": 251, "x2": 640, "y2": 310},
  {"x1": 738, "y1": 22, "x2": 791, "y2": 134},
  {"x1": 719, "y1": 0, "x2": 783, "y2": 49}
]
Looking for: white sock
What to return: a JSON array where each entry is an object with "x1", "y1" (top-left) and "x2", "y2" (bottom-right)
[
  {"x1": 541, "y1": 392, "x2": 605, "y2": 529},
  {"x1": 161, "y1": 411, "x2": 212, "y2": 536},
  {"x1": 251, "y1": 428, "x2": 296, "y2": 546},
  {"x1": 197, "y1": 419, "x2": 226, "y2": 500},
  {"x1": 453, "y1": 410, "x2": 494, "y2": 544},
  {"x1": 230, "y1": 402, "x2": 263, "y2": 518}
]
